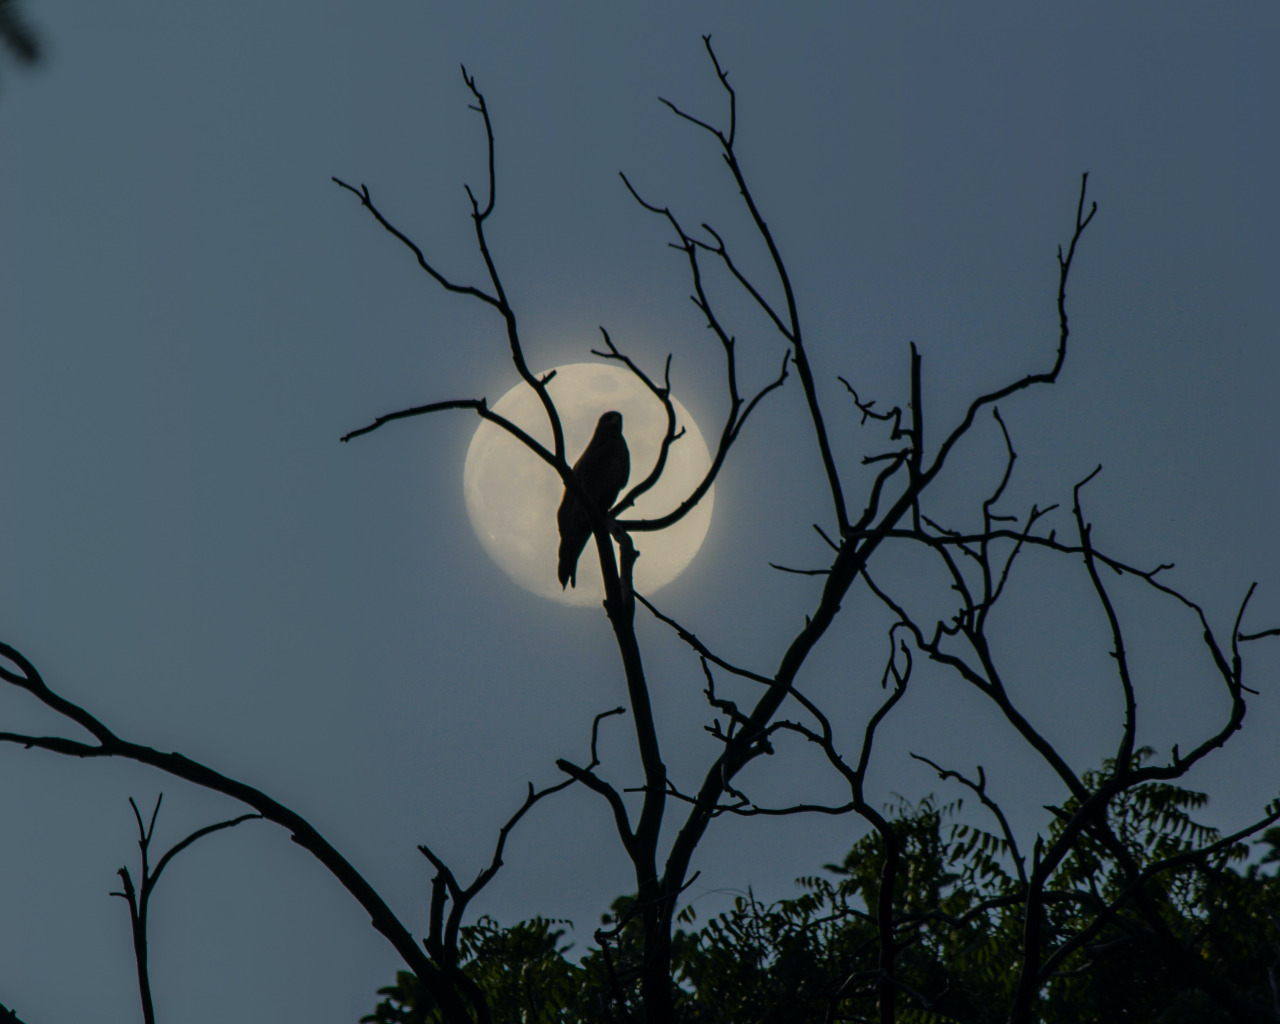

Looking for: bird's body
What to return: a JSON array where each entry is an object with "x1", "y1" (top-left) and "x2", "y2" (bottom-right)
[{"x1": 557, "y1": 410, "x2": 630, "y2": 589}]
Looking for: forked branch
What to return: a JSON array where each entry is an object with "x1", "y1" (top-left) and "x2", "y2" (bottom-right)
[
  {"x1": 657, "y1": 35, "x2": 849, "y2": 533},
  {"x1": 111, "y1": 795, "x2": 261, "y2": 1024},
  {"x1": 0, "y1": 641, "x2": 474, "y2": 1023},
  {"x1": 419, "y1": 706, "x2": 627, "y2": 961}
]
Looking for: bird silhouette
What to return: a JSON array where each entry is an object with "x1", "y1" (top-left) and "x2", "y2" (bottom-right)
[{"x1": 557, "y1": 410, "x2": 630, "y2": 589}]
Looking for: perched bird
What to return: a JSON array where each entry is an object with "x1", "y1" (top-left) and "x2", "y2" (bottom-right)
[{"x1": 557, "y1": 410, "x2": 630, "y2": 589}]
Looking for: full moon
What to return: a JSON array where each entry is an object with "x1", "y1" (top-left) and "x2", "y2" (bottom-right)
[{"x1": 463, "y1": 363, "x2": 715, "y2": 606}]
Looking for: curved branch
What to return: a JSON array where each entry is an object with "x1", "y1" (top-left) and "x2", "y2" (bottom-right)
[
  {"x1": 590, "y1": 329, "x2": 682, "y2": 515},
  {"x1": 921, "y1": 174, "x2": 1096, "y2": 485},
  {"x1": 336, "y1": 70, "x2": 565, "y2": 466},
  {"x1": 1072, "y1": 469, "x2": 1139, "y2": 773},
  {"x1": 619, "y1": 168, "x2": 791, "y2": 534},
  {"x1": 909, "y1": 755, "x2": 1026, "y2": 887},
  {"x1": 431, "y1": 706, "x2": 626, "y2": 956},
  {"x1": 111, "y1": 795, "x2": 261, "y2": 1024},
  {"x1": 0, "y1": 642, "x2": 471, "y2": 1022},
  {"x1": 658, "y1": 35, "x2": 848, "y2": 533},
  {"x1": 331, "y1": 176, "x2": 498, "y2": 306}
]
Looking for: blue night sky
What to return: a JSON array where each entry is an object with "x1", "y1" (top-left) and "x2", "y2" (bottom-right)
[{"x1": 2, "y1": 4, "x2": 1277, "y2": 1022}]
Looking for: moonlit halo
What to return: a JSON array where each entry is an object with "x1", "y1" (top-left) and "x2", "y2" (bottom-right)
[{"x1": 463, "y1": 363, "x2": 714, "y2": 606}]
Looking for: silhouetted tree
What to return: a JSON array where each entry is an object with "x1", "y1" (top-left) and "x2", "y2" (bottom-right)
[
  {"x1": 363, "y1": 780, "x2": 1280, "y2": 1022},
  {"x1": 1, "y1": 35, "x2": 1275, "y2": 1024}
]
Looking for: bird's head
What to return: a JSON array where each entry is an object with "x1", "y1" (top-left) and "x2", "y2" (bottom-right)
[{"x1": 598, "y1": 410, "x2": 623, "y2": 433}]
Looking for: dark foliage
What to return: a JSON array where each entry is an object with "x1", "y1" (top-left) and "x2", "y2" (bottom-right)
[{"x1": 364, "y1": 775, "x2": 1280, "y2": 1023}]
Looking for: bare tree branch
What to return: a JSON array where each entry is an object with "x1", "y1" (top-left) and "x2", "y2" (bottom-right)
[
  {"x1": 0, "y1": 1002, "x2": 29, "y2": 1024},
  {"x1": 909, "y1": 755, "x2": 1027, "y2": 887},
  {"x1": 0, "y1": 641, "x2": 476, "y2": 1023},
  {"x1": 591, "y1": 328, "x2": 684, "y2": 516},
  {"x1": 1071, "y1": 469, "x2": 1140, "y2": 773},
  {"x1": 655, "y1": 35, "x2": 849, "y2": 534},
  {"x1": 110, "y1": 795, "x2": 261, "y2": 1024}
]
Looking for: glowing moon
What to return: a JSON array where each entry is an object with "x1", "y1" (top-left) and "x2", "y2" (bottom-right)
[{"x1": 463, "y1": 363, "x2": 714, "y2": 606}]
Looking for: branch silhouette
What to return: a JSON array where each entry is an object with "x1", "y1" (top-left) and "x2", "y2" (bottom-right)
[
  {"x1": 5, "y1": 36, "x2": 1277, "y2": 1024},
  {"x1": 111, "y1": 795, "x2": 261, "y2": 1024}
]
